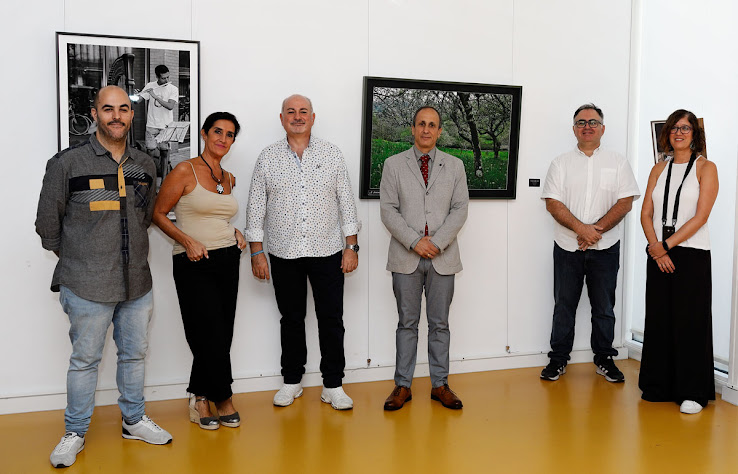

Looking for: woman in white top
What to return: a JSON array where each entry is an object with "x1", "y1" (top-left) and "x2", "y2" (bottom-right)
[
  {"x1": 639, "y1": 109, "x2": 718, "y2": 414},
  {"x1": 153, "y1": 112, "x2": 246, "y2": 429}
]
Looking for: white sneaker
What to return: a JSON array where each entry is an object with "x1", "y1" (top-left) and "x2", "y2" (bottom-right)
[
  {"x1": 680, "y1": 400, "x2": 703, "y2": 414},
  {"x1": 122, "y1": 415, "x2": 173, "y2": 445},
  {"x1": 50, "y1": 432, "x2": 85, "y2": 468},
  {"x1": 273, "y1": 383, "x2": 303, "y2": 407},
  {"x1": 321, "y1": 386, "x2": 353, "y2": 410}
]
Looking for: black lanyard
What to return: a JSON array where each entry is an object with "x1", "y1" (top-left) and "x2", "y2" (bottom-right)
[{"x1": 661, "y1": 153, "x2": 696, "y2": 227}]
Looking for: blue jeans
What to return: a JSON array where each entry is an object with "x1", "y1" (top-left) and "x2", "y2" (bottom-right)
[
  {"x1": 59, "y1": 286, "x2": 153, "y2": 435},
  {"x1": 549, "y1": 242, "x2": 620, "y2": 364}
]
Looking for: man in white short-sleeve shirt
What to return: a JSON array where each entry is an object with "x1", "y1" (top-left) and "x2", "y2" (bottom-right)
[
  {"x1": 139, "y1": 64, "x2": 178, "y2": 181},
  {"x1": 540, "y1": 103, "x2": 640, "y2": 383}
]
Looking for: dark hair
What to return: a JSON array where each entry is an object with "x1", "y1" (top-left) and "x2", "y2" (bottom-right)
[
  {"x1": 573, "y1": 103, "x2": 604, "y2": 122},
  {"x1": 412, "y1": 106, "x2": 442, "y2": 127},
  {"x1": 154, "y1": 65, "x2": 169, "y2": 78},
  {"x1": 658, "y1": 109, "x2": 705, "y2": 155},
  {"x1": 202, "y1": 112, "x2": 241, "y2": 139}
]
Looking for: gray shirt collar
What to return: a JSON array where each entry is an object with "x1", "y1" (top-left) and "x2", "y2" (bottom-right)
[{"x1": 89, "y1": 133, "x2": 133, "y2": 162}]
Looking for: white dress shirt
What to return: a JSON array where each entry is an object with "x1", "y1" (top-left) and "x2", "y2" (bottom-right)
[
  {"x1": 245, "y1": 136, "x2": 361, "y2": 259},
  {"x1": 541, "y1": 147, "x2": 641, "y2": 252}
]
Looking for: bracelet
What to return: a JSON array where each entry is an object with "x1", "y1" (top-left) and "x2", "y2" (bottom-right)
[
  {"x1": 662, "y1": 240, "x2": 670, "y2": 252},
  {"x1": 250, "y1": 250, "x2": 264, "y2": 257}
]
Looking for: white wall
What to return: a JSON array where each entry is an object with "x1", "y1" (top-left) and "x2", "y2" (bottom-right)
[
  {"x1": 626, "y1": 0, "x2": 738, "y2": 363},
  {"x1": 1, "y1": 0, "x2": 636, "y2": 414}
]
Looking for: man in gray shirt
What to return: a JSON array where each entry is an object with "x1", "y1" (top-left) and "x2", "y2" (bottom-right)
[{"x1": 36, "y1": 86, "x2": 171, "y2": 468}]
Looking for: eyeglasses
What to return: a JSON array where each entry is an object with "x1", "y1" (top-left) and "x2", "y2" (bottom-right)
[
  {"x1": 574, "y1": 119, "x2": 602, "y2": 128},
  {"x1": 670, "y1": 125, "x2": 692, "y2": 134}
]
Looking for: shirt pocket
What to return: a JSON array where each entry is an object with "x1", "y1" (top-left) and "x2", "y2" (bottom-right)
[
  {"x1": 600, "y1": 168, "x2": 617, "y2": 192},
  {"x1": 132, "y1": 180, "x2": 151, "y2": 208}
]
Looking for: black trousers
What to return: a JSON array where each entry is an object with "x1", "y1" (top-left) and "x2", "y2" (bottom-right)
[
  {"x1": 639, "y1": 247, "x2": 715, "y2": 407},
  {"x1": 270, "y1": 252, "x2": 345, "y2": 388},
  {"x1": 173, "y1": 245, "x2": 241, "y2": 402}
]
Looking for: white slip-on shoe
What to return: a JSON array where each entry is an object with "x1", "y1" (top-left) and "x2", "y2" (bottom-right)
[
  {"x1": 122, "y1": 415, "x2": 173, "y2": 444},
  {"x1": 680, "y1": 400, "x2": 703, "y2": 414},
  {"x1": 321, "y1": 386, "x2": 353, "y2": 410},
  {"x1": 273, "y1": 383, "x2": 303, "y2": 407},
  {"x1": 50, "y1": 432, "x2": 85, "y2": 468}
]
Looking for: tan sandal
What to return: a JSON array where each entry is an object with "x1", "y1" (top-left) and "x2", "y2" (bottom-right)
[{"x1": 188, "y1": 394, "x2": 219, "y2": 430}]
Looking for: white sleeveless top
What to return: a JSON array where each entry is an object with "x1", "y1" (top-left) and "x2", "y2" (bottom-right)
[
  {"x1": 651, "y1": 156, "x2": 710, "y2": 250},
  {"x1": 172, "y1": 161, "x2": 238, "y2": 255}
]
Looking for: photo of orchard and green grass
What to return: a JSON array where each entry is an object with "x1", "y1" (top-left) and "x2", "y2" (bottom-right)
[{"x1": 369, "y1": 86, "x2": 515, "y2": 193}]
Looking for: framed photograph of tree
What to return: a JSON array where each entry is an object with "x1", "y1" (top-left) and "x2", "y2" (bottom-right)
[{"x1": 359, "y1": 76, "x2": 522, "y2": 199}]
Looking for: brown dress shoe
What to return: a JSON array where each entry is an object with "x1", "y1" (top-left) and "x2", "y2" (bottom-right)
[
  {"x1": 384, "y1": 386, "x2": 412, "y2": 411},
  {"x1": 430, "y1": 384, "x2": 463, "y2": 409}
]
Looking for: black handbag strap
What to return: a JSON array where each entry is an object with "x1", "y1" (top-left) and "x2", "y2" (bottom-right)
[{"x1": 661, "y1": 152, "x2": 697, "y2": 227}]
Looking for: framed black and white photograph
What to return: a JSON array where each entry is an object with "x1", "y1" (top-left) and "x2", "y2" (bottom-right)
[
  {"x1": 360, "y1": 76, "x2": 522, "y2": 199},
  {"x1": 651, "y1": 117, "x2": 707, "y2": 163},
  {"x1": 56, "y1": 32, "x2": 200, "y2": 188},
  {"x1": 650, "y1": 120, "x2": 667, "y2": 163}
]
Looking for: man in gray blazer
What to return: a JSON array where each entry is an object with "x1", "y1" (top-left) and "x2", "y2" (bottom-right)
[{"x1": 379, "y1": 106, "x2": 469, "y2": 410}]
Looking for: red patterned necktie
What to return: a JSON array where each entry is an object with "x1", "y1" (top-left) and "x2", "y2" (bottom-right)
[
  {"x1": 420, "y1": 154, "x2": 430, "y2": 236},
  {"x1": 420, "y1": 155, "x2": 430, "y2": 185}
]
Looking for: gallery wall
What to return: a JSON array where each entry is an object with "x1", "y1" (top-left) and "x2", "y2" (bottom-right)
[{"x1": 0, "y1": 0, "x2": 663, "y2": 414}]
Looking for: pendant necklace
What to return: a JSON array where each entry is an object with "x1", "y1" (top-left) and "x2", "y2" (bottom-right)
[{"x1": 200, "y1": 155, "x2": 225, "y2": 194}]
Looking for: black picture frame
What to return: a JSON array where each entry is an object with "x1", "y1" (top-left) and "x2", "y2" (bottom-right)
[
  {"x1": 56, "y1": 32, "x2": 200, "y2": 190},
  {"x1": 360, "y1": 76, "x2": 522, "y2": 199}
]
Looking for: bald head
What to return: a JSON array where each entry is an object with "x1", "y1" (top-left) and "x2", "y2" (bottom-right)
[
  {"x1": 280, "y1": 94, "x2": 316, "y2": 138},
  {"x1": 90, "y1": 86, "x2": 134, "y2": 144},
  {"x1": 93, "y1": 86, "x2": 132, "y2": 110},
  {"x1": 281, "y1": 94, "x2": 313, "y2": 114}
]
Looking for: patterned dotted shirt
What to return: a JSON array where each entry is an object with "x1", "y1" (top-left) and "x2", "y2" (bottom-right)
[{"x1": 245, "y1": 135, "x2": 361, "y2": 259}]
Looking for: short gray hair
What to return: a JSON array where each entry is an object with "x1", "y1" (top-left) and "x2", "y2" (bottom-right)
[{"x1": 281, "y1": 94, "x2": 313, "y2": 113}]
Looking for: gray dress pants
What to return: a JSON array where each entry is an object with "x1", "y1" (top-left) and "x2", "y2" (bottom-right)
[{"x1": 392, "y1": 258, "x2": 455, "y2": 388}]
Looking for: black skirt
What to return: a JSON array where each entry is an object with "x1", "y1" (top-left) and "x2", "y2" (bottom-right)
[{"x1": 638, "y1": 246, "x2": 715, "y2": 407}]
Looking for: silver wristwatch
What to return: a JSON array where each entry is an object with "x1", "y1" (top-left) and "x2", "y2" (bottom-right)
[{"x1": 345, "y1": 244, "x2": 360, "y2": 253}]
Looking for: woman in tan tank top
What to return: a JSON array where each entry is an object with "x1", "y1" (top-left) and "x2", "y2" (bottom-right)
[{"x1": 153, "y1": 112, "x2": 246, "y2": 430}]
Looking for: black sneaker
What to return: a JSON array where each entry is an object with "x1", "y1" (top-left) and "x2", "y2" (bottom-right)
[
  {"x1": 540, "y1": 361, "x2": 566, "y2": 381},
  {"x1": 595, "y1": 356, "x2": 625, "y2": 383}
]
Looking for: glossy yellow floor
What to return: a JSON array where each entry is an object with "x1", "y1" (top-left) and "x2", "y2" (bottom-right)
[{"x1": 3, "y1": 359, "x2": 738, "y2": 473}]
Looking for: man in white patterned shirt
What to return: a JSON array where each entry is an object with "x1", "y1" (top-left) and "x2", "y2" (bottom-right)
[{"x1": 245, "y1": 94, "x2": 361, "y2": 410}]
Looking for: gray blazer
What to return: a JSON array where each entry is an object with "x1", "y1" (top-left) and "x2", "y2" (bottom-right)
[{"x1": 380, "y1": 148, "x2": 469, "y2": 275}]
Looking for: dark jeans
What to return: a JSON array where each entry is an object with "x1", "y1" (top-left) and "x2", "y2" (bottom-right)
[
  {"x1": 270, "y1": 252, "x2": 345, "y2": 388},
  {"x1": 549, "y1": 241, "x2": 620, "y2": 363},
  {"x1": 173, "y1": 245, "x2": 241, "y2": 402}
]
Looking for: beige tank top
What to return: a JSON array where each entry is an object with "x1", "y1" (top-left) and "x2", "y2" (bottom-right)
[{"x1": 172, "y1": 161, "x2": 238, "y2": 255}]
